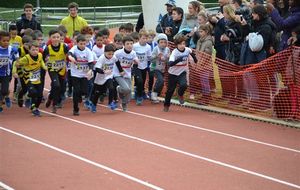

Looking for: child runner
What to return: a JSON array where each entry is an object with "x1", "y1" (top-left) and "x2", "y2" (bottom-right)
[
  {"x1": 133, "y1": 29, "x2": 152, "y2": 105},
  {"x1": 16, "y1": 41, "x2": 47, "y2": 116},
  {"x1": 150, "y1": 33, "x2": 170, "y2": 103},
  {"x1": 90, "y1": 44, "x2": 118, "y2": 113},
  {"x1": 43, "y1": 29, "x2": 69, "y2": 113},
  {"x1": 0, "y1": 30, "x2": 19, "y2": 112},
  {"x1": 113, "y1": 35, "x2": 139, "y2": 111},
  {"x1": 163, "y1": 34, "x2": 197, "y2": 112},
  {"x1": 68, "y1": 34, "x2": 94, "y2": 116}
]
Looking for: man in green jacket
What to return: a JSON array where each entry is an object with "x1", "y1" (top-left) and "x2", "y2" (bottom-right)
[{"x1": 60, "y1": 2, "x2": 88, "y2": 37}]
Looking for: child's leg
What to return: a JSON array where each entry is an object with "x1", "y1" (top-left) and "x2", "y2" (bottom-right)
[
  {"x1": 67, "y1": 70, "x2": 73, "y2": 96},
  {"x1": 177, "y1": 72, "x2": 188, "y2": 97},
  {"x1": 0, "y1": 76, "x2": 10, "y2": 101},
  {"x1": 147, "y1": 68, "x2": 154, "y2": 94},
  {"x1": 71, "y1": 77, "x2": 81, "y2": 112},
  {"x1": 154, "y1": 70, "x2": 164, "y2": 95},
  {"x1": 124, "y1": 78, "x2": 132, "y2": 104},
  {"x1": 115, "y1": 77, "x2": 131, "y2": 104},
  {"x1": 134, "y1": 68, "x2": 143, "y2": 98},
  {"x1": 164, "y1": 74, "x2": 178, "y2": 107},
  {"x1": 105, "y1": 79, "x2": 114, "y2": 104},
  {"x1": 27, "y1": 82, "x2": 38, "y2": 109},
  {"x1": 141, "y1": 68, "x2": 147, "y2": 97},
  {"x1": 48, "y1": 71, "x2": 61, "y2": 106},
  {"x1": 90, "y1": 84, "x2": 102, "y2": 106},
  {"x1": 35, "y1": 83, "x2": 43, "y2": 108}
]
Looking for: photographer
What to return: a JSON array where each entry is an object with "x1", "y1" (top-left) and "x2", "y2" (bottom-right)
[{"x1": 220, "y1": 4, "x2": 244, "y2": 64}]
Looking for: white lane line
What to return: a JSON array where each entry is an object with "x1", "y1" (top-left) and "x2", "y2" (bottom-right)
[
  {"x1": 0, "y1": 182, "x2": 14, "y2": 190},
  {"x1": 0, "y1": 126, "x2": 164, "y2": 190},
  {"x1": 44, "y1": 88, "x2": 300, "y2": 154},
  {"x1": 40, "y1": 110, "x2": 300, "y2": 189}
]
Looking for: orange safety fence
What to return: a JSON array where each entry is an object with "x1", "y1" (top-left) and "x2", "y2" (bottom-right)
[{"x1": 157, "y1": 44, "x2": 300, "y2": 121}]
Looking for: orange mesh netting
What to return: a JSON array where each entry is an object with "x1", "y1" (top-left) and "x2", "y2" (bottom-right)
[{"x1": 154, "y1": 44, "x2": 300, "y2": 121}]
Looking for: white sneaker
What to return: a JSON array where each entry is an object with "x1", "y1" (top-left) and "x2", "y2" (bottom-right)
[{"x1": 151, "y1": 92, "x2": 159, "y2": 104}]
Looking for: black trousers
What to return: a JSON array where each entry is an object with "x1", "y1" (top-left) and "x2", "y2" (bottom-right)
[
  {"x1": 134, "y1": 68, "x2": 147, "y2": 98},
  {"x1": 49, "y1": 71, "x2": 65, "y2": 106},
  {"x1": 27, "y1": 82, "x2": 43, "y2": 108},
  {"x1": 90, "y1": 79, "x2": 116, "y2": 106},
  {"x1": 71, "y1": 76, "x2": 88, "y2": 112},
  {"x1": 0, "y1": 76, "x2": 10, "y2": 101},
  {"x1": 164, "y1": 72, "x2": 188, "y2": 107},
  {"x1": 18, "y1": 78, "x2": 28, "y2": 100}
]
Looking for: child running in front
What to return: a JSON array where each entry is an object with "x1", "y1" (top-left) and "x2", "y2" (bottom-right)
[
  {"x1": 150, "y1": 33, "x2": 170, "y2": 103},
  {"x1": 0, "y1": 30, "x2": 19, "y2": 113},
  {"x1": 89, "y1": 44, "x2": 118, "y2": 113},
  {"x1": 133, "y1": 29, "x2": 151, "y2": 105},
  {"x1": 163, "y1": 34, "x2": 197, "y2": 112},
  {"x1": 43, "y1": 29, "x2": 69, "y2": 113},
  {"x1": 16, "y1": 41, "x2": 47, "y2": 116},
  {"x1": 113, "y1": 35, "x2": 139, "y2": 112},
  {"x1": 68, "y1": 34, "x2": 94, "y2": 116}
]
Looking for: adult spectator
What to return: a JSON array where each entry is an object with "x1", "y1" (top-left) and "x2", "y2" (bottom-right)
[
  {"x1": 156, "y1": 0, "x2": 176, "y2": 34},
  {"x1": 60, "y1": 2, "x2": 88, "y2": 37},
  {"x1": 267, "y1": 0, "x2": 300, "y2": 51},
  {"x1": 16, "y1": 3, "x2": 42, "y2": 36},
  {"x1": 136, "y1": 13, "x2": 144, "y2": 32},
  {"x1": 168, "y1": 7, "x2": 184, "y2": 41},
  {"x1": 211, "y1": 0, "x2": 229, "y2": 60},
  {"x1": 232, "y1": 0, "x2": 251, "y2": 24}
]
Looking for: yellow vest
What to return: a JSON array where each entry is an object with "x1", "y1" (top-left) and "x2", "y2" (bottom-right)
[
  {"x1": 9, "y1": 35, "x2": 22, "y2": 49},
  {"x1": 19, "y1": 53, "x2": 45, "y2": 84},
  {"x1": 47, "y1": 43, "x2": 66, "y2": 76}
]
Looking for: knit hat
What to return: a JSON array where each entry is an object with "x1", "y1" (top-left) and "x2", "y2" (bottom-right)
[
  {"x1": 156, "y1": 33, "x2": 168, "y2": 42},
  {"x1": 165, "y1": 0, "x2": 176, "y2": 7}
]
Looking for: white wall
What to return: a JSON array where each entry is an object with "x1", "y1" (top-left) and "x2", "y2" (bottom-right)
[{"x1": 141, "y1": 0, "x2": 191, "y2": 31}]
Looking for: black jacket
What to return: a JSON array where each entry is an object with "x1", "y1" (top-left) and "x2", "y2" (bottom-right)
[
  {"x1": 156, "y1": 13, "x2": 173, "y2": 34},
  {"x1": 16, "y1": 14, "x2": 42, "y2": 35}
]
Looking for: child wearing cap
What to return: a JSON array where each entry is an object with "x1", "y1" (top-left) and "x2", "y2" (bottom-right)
[{"x1": 150, "y1": 33, "x2": 170, "y2": 103}]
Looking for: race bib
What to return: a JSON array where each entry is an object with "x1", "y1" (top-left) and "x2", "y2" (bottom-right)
[
  {"x1": 52, "y1": 60, "x2": 65, "y2": 70},
  {"x1": 0, "y1": 56, "x2": 10, "y2": 67},
  {"x1": 76, "y1": 63, "x2": 89, "y2": 71},
  {"x1": 120, "y1": 59, "x2": 132, "y2": 68},
  {"x1": 137, "y1": 54, "x2": 146, "y2": 62},
  {"x1": 29, "y1": 70, "x2": 41, "y2": 82}
]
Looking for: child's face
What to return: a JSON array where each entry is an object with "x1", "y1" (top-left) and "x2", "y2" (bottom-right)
[
  {"x1": 29, "y1": 46, "x2": 39, "y2": 57},
  {"x1": 124, "y1": 41, "x2": 133, "y2": 51},
  {"x1": 158, "y1": 39, "x2": 168, "y2": 49},
  {"x1": 96, "y1": 36, "x2": 104, "y2": 46},
  {"x1": 125, "y1": 30, "x2": 132, "y2": 35},
  {"x1": 103, "y1": 35, "x2": 109, "y2": 44},
  {"x1": 119, "y1": 29, "x2": 125, "y2": 35},
  {"x1": 50, "y1": 32, "x2": 60, "y2": 45},
  {"x1": 23, "y1": 43, "x2": 30, "y2": 50},
  {"x1": 72, "y1": 36, "x2": 78, "y2": 45},
  {"x1": 0, "y1": 36, "x2": 10, "y2": 48},
  {"x1": 10, "y1": 30, "x2": 17, "y2": 39},
  {"x1": 36, "y1": 36, "x2": 44, "y2": 47},
  {"x1": 60, "y1": 36, "x2": 65, "y2": 43},
  {"x1": 177, "y1": 41, "x2": 186, "y2": 51},
  {"x1": 139, "y1": 35, "x2": 148, "y2": 45},
  {"x1": 77, "y1": 40, "x2": 87, "y2": 50},
  {"x1": 105, "y1": 51, "x2": 114, "y2": 59},
  {"x1": 114, "y1": 40, "x2": 123, "y2": 49},
  {"x1": 199, "y1": 29, "x2": 208, "y2": 38},
  {"x1": 85, "y1": 34, "x2": 92, "y2": 42},
  {"x1": 147, "y1": 35, "x2": 155, "y2": 43}
]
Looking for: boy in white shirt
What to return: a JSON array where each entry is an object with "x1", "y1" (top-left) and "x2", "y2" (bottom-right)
[
  {"x1": 68, "y1": 34, "x2": 94, "y2": 116},
  {"x1": 163, "y1": 34, "x2": 197, "y2": 112},
  {"x1": 90, "y1": 44, "x2": 118, "y2": 113},
  {"x1": 113, "y1": 35, "x2": 139, "y2": 112},
  {"x1": 133, "y1": 30, "x2": 152, "y2": 105},
  {"x1": 92, "y1": 32, "x2": 105, "y2": 59}
]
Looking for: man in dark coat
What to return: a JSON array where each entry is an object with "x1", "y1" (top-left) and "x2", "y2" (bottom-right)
[
  {"x1": 16, "y1": 3, "x2": 42, "y2": 36},
  {"x1": 156, "y1": 0, "x2": 176, "y2": 34}
]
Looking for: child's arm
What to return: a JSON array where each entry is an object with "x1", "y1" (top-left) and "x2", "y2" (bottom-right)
[
  {"x1": 16, "y1": 56, "x2": 28, "y2": 67},
  {"x1": 41, "y1": 59, "x2": 48, "y2": 71},
  {"x1": 67, "y1": 52, "x2": 77, "y2": 63},
  {"x1": 12, "y1": 61, "x2": 18, "y2": 78},
  {"x1": 190, "y1": 52, "x2": 198, "y2": 63}
]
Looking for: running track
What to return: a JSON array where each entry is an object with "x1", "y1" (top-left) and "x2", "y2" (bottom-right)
[{"x1": 0, "y1": 81, "x2": 300, "y2": 190}]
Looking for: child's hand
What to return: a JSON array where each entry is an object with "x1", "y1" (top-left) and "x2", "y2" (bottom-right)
[
  {"x1": 158, "y1": 53, "x2": 163, "y2": 60},
  {"x1": 104, "y1": 69, "x2": 112, "y2": 75},
  {"x1": 86, "y1": 69, "x2": 93, "y2": 80},
  {"x1": 120, "y1": 71, "x2": 125, "y2": 76},
  {"x1": 68, "y1": 56, "x2": 76, "y2": 63},
  {"x1": 13, "y1": 73, "x2": 19, "y2": 78}
]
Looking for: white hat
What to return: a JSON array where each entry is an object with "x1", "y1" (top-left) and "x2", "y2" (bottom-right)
[{"x1": 157, "y1": 33, "x2": 168, "y2": 42}]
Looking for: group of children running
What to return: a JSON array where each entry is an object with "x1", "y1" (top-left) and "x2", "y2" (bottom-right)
[{"x1": 0, "y1": 23, "x2": 197, "y2": 116}]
